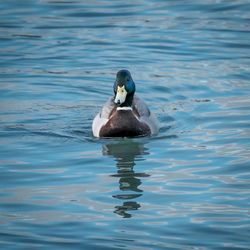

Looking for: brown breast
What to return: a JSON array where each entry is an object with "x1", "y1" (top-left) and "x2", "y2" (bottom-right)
[{"x1": 99, "y1": 110, "x2": 150, "y2": 138}]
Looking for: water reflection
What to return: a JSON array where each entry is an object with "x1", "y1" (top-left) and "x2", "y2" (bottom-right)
[{"x1": 102, "y1": 139, "x2": 149, "y2": 218}]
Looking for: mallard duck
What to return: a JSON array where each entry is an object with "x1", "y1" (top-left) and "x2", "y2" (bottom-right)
[{"x1": 92, "y1": 70, "x2": 159, "y2": 138}]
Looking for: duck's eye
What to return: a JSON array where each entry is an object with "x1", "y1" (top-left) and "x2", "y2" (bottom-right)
[{"x1": 127, "y1": 78, "x2": 130, "y2": 82}]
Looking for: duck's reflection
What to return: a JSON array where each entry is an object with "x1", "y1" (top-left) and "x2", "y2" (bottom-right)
[{"x1": 102, "y1": 139, "x2": 149, "y2": 218}]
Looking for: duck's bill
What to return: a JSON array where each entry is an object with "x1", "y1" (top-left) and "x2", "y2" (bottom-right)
[{"x1": 114, "y1": 85, "x2": 127, "y2": 105}]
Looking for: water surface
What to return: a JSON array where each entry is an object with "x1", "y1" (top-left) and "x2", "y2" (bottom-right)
[{"x1": 0, "y1": 0, "x2": 250, "y2": 249}]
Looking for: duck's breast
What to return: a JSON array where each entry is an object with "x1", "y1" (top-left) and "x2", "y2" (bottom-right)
[{"x1": 99, "y1": 110, "x2": 150, "y2": 137}]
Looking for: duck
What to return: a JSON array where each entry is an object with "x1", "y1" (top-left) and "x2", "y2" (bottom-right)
[{"x1": 92, "y1": 69, "x2": 159, "y2": 138}]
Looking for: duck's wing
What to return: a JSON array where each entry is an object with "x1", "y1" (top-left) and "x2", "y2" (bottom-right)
[
  {"x1": 100, "y1": 97, "x2": 115, "y2": 119},
  {"x1": 92, "y1": 97, "x2": 115, "y2": 137},
  {"x1": 133, "y1": 95, "x2": 150, "y2": 117},
  {"x1": 133, "y1": 95, "x2": 159, "y2": 135}
]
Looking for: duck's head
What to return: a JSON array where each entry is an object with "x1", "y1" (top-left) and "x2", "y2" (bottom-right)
[{"x1": 113, "y1": 69, "x2": 135, "y2": 107}]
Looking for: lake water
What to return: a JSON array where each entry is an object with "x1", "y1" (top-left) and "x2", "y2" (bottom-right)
[{"x1": 1, "y1": 0, "x2": 250, "y2": 249}]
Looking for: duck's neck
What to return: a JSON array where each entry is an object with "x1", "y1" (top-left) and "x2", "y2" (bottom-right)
[{"x1": 120, "y1": 93, "x2": 134, "y2": 107}]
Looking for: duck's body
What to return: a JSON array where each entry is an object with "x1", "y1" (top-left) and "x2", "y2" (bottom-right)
[{"x1": 92, "y1": 70, "x2": 158, "y2": 138}]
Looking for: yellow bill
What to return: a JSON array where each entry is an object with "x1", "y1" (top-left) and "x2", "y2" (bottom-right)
[{"x1": 114, "y1": 85, "x2": 127, "y2": 105}]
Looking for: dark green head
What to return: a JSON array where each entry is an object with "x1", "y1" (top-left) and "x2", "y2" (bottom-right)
[{"x1": 113, "y1": 70, "x2": 136, "y2": 107}]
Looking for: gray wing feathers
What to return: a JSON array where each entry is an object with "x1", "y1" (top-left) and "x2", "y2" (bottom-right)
[
  {"x1": 100, "y1": 97, "x2": 115, "y2": 118},
  {"x1": 133, "y1": 96, "x2": 150, "y2": 117},
  {"x1": 133, "y1": 96, "x2": 159, "y2": 135}
]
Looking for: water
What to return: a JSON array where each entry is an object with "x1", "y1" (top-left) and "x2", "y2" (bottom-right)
[{"x1": 0, "y1": 0, "x2": 250, "y2": 249}]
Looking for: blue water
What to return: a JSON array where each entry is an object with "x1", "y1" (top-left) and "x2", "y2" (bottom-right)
[{"x1": 1, "y1": 0, "x2": 250, "y2": 249}]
